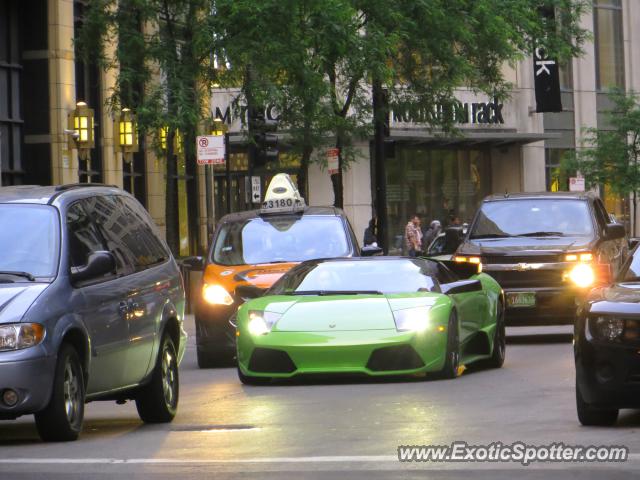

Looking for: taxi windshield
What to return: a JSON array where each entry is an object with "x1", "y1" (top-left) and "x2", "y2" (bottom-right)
[
  {"x1": 0, "y1": 204, "x2": 60, "y2": 278},
  {"x1": 212, "y1": 215, "x2": 351, "y2": 266}
]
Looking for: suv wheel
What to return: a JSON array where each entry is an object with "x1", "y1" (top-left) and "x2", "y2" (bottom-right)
[
  {"x1": 135, "y1": 334, "x2": 179, "y2": 423},
  {"x1": 576, "y1": 380, "x2": 618, "y2": 426},
  {"x1": 35, "y1": 344, "x2": 85, "y2": 442}
]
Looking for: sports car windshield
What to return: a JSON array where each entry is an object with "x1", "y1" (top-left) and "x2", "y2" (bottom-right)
[
  {"x1": 0, "y1": 204, "x2": 59, "y2": 278},
  {"x1": 269, "y1": 259, "x2": 438, "y2": 295},
  {"x1": 469, "y1": 199, "x2": 594, "y2": 239},
  {"x1": 212, "y1": 215, "x2": 350, "y2": 266}
]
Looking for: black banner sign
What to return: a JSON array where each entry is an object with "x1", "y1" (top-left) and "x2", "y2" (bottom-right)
[
  {"x1": 534, "y1": 9, "x2": 562, "y2": 113},
  {"x1": 534, "y1": 47, "x2": 562, "y2": 112}
]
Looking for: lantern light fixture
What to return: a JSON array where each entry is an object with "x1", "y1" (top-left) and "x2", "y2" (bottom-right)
[{"x1": 67, "y1": 101, "x2": 95, "y2": 160}]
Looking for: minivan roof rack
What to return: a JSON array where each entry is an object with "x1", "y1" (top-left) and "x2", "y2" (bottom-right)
[{"x1": 54, "y1": 183, "x2": 118, "y2": 192}]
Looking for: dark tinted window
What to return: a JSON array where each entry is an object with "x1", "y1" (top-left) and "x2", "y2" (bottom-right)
[
  {"x1": 269, "y1": 259, "x2": 438, "y2": 295},
  {"x1": 66, "y1": 201, "x2": 106, "y2": 269},
  {"x1": 119, "y1": 196, "x2": 169, "y2": 263},
  {"x1": 84, "y1": 195, "x2": 168, "y2": 275}
]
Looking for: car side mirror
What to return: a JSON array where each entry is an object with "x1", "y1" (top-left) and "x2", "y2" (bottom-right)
[
  {"x1": 181, "y1": 256, "x2": 205, "y2": 271},
  {"x1": 605, "y1": 223, "x2": 626, "y2": 241},
  {"x1": 361, "y1": 245, "x2": 383, "y2": 257},
  {"x1": 70, "y1": 251, "x2": 116, "y2": 284},
  {"x1": 441, "y1": 279, "x2": 482, "y2": 295}
]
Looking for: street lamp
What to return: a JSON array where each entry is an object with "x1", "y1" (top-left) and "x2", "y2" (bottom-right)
[
  {"x1": 116, "y1": 108, "x2": 139, "y2": 162},
  {"x1": 68, "y1": 101, "x2": 95, "y2": 160}
]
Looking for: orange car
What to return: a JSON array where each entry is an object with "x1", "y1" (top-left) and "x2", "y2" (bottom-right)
[{"x1": 189, "y1": 175, "x2": 373, "y2": 367}]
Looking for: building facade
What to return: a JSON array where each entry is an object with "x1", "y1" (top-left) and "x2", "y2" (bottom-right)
[{"x1": 1, "y1": 0, "x2": 638, "y2": 256}]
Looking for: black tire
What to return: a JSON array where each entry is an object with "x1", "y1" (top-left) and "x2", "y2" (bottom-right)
[
  {"x1": 197, "y1": 348, "x2": 234, "y2": 368},
  {"x1": 484, "y1": 300, "x2": 506, "y2": 369},
  {"x1": 576, "y1": 379, "x2": 618, "y2": 426},
  {"x1": 35, "y1": 344, "x2": 85, "y2": 442},
  {"x1": 437, "y1": 310, "x2": 460, "y2": 379},
  {"x1": 237, "y1": 366, "x2": 271, "y2": 386},
  {"x1": 136, "y1": 335, "x2": 179, "y2": 423}
]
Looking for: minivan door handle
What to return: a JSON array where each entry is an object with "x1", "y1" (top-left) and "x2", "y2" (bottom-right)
[{"x1": 118, "y1": 301, "x2": 129, "y2": 316}]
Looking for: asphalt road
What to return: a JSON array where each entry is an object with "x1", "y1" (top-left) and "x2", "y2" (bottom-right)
[{"x1": 1, "y1": 318, "x2": 639, "y2": 480}]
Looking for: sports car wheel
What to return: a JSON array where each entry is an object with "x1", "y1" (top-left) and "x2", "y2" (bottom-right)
[
  {"x1": 576, "y1": 380, "x2": 618, "y2": 426},
  {"x1": 438, "y1": 311, "x2": 460, "y2": 379},
  {"x1": 237, "y1": 366, "x2": 272, "y2": 386},
  {"x1": 484, "y1": 300, "x2": 506, "y2": 369},
  {"x1": 135, "y1": 334, "x2": 179, "y2": 423},
  {"x1": 35, "y1": 344, "x2": 85, "y2": 442}
]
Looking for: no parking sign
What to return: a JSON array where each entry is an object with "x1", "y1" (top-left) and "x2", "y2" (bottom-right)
[{"x1": 196, "y1": 135, "x2": 225, "y2": 165}]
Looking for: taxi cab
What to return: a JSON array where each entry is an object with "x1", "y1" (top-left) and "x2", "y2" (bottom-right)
[{"x1": 191, "y1": 174, "x2": 370, "y2": 367}]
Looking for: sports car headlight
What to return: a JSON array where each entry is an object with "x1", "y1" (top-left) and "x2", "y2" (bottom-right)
[
  {"x1": 203, "y1": 284, "x2": 234, "y2": 306},
  {"x1": 0, "y1": 323, "x2": 45, "y2": 351},
  {"x1": 591, "y1": 316, "x2": 624, "y2": 342},
  {"x1": 568, "y1": 264, "x2": 595, "y2": 288},
  {"x1": 393, "y1": 307, "x2": 431, "y2": 333},
  {"x1": 247, "y1": 310, "x2": 282, "y2": 336}
]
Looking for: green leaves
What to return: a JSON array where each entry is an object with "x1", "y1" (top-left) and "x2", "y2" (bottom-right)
[{"x1": 563, "y1": 90, "x2": 640, "y2": 198}]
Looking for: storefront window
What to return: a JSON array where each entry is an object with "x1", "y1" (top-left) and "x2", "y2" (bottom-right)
[
  {"x1": 545, "y1": 148, "x2": 573, "y2": 192},
  {"x1": 594, "y1": 0, "x2": 625, "y2": 90},
  {"x1": 385, "y1": 146, "x2": 491, "y2": 255}
]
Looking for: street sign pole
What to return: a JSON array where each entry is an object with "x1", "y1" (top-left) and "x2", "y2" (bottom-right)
[{"x1": 205, "y1": 163, "x2": 213, "y2": 241}]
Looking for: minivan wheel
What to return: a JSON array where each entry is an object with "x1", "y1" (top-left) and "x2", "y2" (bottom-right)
[
  {"x1": 135, "y1": 335, "x2": 179, "y2": 423},
  {"x1": 35, "y1": 344, "x2": 85, "y2": 442}
]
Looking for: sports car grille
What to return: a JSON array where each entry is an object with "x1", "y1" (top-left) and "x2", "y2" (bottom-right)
[
  {"x1": 249, "y1": 348, "x2": 296, "y2": 373},
  {"x1": 366, "y1": 345, "x2": 425, "y2": 372},
  {"x1": 484, "y1": 269, "x2": 565, "y2": 288}
]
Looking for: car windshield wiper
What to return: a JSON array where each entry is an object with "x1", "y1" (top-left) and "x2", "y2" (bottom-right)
[
  {"x1": 469, "y1": 233, "x2": 513, "y2": 239},
  {"x1": 515, "y1": 231, "x2": 564, "y2": 237},
  {"x1": 290, "y1": 290, "x2": 383, "y2": 296},
  {"x1": 0, "y1": 271, "x2": 36, "y2": 281}
]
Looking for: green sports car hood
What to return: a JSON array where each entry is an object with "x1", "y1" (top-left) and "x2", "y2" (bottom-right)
[{"x1": 245, "y1": 294, "x2": 441, "y2": 332}]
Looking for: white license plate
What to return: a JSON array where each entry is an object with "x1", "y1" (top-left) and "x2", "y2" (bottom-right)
[{"x1": 507, "y1": 292, "x2": 536, "y2": 308}]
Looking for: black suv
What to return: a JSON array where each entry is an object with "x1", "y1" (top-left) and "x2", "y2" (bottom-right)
[
  {"x1": 455, "y1": 192, "x2": 627, "y2": 325},
  {"x1": 0, "y1": 185, "x2": 186, "y2": 441}
]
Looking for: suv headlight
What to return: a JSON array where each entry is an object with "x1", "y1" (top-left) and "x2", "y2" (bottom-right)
[
  {"x1": 0, "y1": 323, "x2": 46, "y2": 351},
  {"x1": 247, "y1": 310, "x2": 282, "y2": 336},
  {"x1": 393, "y1": 307, "x2": 431, "y2": 332},
  {"x1": 591, "y1": 316, "x2": 624, "y2": 341},
  {"x1": 567, "y1": 263, "x2": 595, "y2": 288},
  {"x1": 203, "y1": 284, "x2": 234, "y2": 306}
]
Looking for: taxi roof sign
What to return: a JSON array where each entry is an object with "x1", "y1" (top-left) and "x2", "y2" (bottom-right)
[{"x1": 260, "y1": 173, "x2": 306, "y2": 215}]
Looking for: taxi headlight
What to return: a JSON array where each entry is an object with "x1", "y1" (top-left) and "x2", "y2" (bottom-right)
[
  {"x1": 592, "y1": 316, "x2": 624, "y2": 342},
  {"x1": 568, "y1": 263, "x2": 595, "y2": 288},
  {"x1": 203, "y1": 284, "x2": 234, "y2": 306},
  {"x1": 247, "y1": 311, "x2": 282, "y2": 336},
  {"x1": 0, "y1": 323, "x2": 45, "y2": 352},
  {"x1": 393, "y1": 307, "x2": 431, "y2": 333}
]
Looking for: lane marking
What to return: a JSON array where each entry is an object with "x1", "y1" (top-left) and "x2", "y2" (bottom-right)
[{"x1": 1, "y1": 454, "x2": 639, "y2": 465}]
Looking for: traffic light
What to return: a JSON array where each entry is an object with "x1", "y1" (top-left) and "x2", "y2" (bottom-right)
[{"x1": 249, "y1": 108, "x2": 278, "y2": 167}]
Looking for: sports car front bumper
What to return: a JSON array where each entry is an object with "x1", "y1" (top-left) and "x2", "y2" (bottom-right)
[{"x1": 237, "y1": 329, "x2": 448, "y2": 378}]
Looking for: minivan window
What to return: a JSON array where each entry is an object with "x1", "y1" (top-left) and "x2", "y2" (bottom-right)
[
  {"x1": 213, "y1": 216, "x2": 350, "y2": 266},
  {"x1": 470, "y1": 199, "x2": 594, "y2": 238},
  {"x1": 0, "y1": 204, "x2": 59, "y2": 278},
  {"x1": 67, "y1": 202, "x2": 106, "y2": 269}
]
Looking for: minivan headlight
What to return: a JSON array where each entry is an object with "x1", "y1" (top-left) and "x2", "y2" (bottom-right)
[{"x1": 0, "y1": 323, "x2": 45, "y2": 351}]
